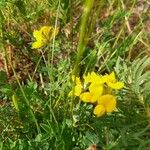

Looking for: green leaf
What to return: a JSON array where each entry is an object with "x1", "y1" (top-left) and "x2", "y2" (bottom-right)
[
  {"x1": 41, "y1": 123, "x2": 53, "y2": 135},
  {"x1": 12, "y1": 94, "x2": 19, "y2": 111}
]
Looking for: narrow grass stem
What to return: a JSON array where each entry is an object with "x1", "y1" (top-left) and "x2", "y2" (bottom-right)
[
  {"x1": 73, "y1": 0, "x2": 94, "y2": 76},
  {"x1": 46, "y1": 0, "x2": 60, "y2": 125}
]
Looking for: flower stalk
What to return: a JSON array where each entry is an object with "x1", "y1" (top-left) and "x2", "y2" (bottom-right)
[{"x1": 73, "y1": 0, "x2": 94, "y2": 76}]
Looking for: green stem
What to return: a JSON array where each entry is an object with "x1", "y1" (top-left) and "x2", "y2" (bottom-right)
[
  {"x1": 46, "y1": 0, "x2": 60, "y2": 125},
  {"x1": 73, "y1": 0, "x2": 94, "y2": 76}
]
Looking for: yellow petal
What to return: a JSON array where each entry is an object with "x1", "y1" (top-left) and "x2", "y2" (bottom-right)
[
  {"x1": 84, "y1": 72, "x2": 108, "y2": 85},
  {"x1": 88, "y1": 84, "x2": 103, "y2": 102},
  {"x1": 107, "y1": 81, "x2": 124, "y2": 89},
  {"x1": 71, "y1": 75, "x2": 81, "y2": 85},
  {"x1": 80, "y1": 92, "x2": 92, "y2": 103},
  {"x1": 83, "y1": 73, "x2": 91, "y2": 83},
  {"x1": 90, "y1": 72, "x2": 102, "y2": 83},
  {"x1": 40, "y1": 26, "x2": 51, "y2": 33},
  {"x1": 89, "y1": 84, "x2": 103, "y2": 95},
  {"x1": 68, "y1": 84, "x2": 82, "y2": 97},
  {"x1": 106, "y1": 72, "x2": 124, "y2": 89},
  {"x1": 69, "y1": 75, "x2": 82, "y2": 97},
  {"x1": 80, "y1": 91, "x2": 101, "y2": 103},
  {"x1": 69, "y1": 86, "x2": 82, "y2": 97},
  {"x1": 90, "y1": 93, "x2": 100, "y2": 103},
  {"x1": 101, "y1": 75, "x2": 109, "y2": 83},
  {"x1": 40, "y1": 26, "x2": 59, "y2": 41},
  {"x1": 107, "y1": 72, "x2": 116, "y2": 82},
  {"x1": 93, "y1": 105, "x2": 105, "y2": 117},
  {"x1": 40, "y1": 26, "x2": 51, "y2": 39},
  {"x1": 33, "y1": 30, "x2": 42, "y2": 41},
  {"x1": 74, "y1": 84, "x2": 82, "y2": 96},
  {"x1": 98, "y1": 95, "x2": 116, "y2": 113},
  {"x1": 32, "y1": 29, "x2": 45, "y2": 49},
  {"x1": 32, "y1": 41, "x2": 44, "y2": 49}
]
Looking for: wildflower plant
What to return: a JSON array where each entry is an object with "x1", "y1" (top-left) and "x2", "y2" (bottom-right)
[
  {"x1": 0, "y1": 0, "x2": 150, "y2": 149},
  {"x1": 69, "y1": 71, "x2": 124, "y2": 117}
]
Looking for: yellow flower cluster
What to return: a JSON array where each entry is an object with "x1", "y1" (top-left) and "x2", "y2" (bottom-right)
[
  {"x1": 32, "y1": 26, "x2": 59, "y2": 49},
  {"x1": 69, "y1": 72, "x2": 124, "y2": 117}
]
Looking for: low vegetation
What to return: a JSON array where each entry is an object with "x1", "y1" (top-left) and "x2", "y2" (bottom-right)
[{"x1": 0, "y1": 0, "x2": 150, "y2": 149}]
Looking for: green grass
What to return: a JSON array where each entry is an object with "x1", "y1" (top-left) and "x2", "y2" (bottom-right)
[{"x1": 0, "y1": 0, "x2": 150, "y2": 149}]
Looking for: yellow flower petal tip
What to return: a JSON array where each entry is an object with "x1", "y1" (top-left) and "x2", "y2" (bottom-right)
[
  {"x1": 69, "y1": 85, "x2": 82, "y2": 97},
  {"x1": 83, "y1": 73, "x2": 92, "y2": 83},
  {"x1": 31, "y1": 41, "x2": 44, "y2": 49},
  {"x1": 74, "y1": 85, "x2": 82, "y2": 96},
  {"x1": 107, "y1": 82, "x2": 124, "y2": 89},
  {"x1": 71, "y1": 75, "x2": 81, "y2": 85},
  {"x1": 93, "y1": 105, "x2": 105, "y2": 117},
  {"x1": 69, "y1": 76, "x2": 82, "y2": 97},
  {"x1": 106, "y1": 72, "x2": 124, "y2": 89}
]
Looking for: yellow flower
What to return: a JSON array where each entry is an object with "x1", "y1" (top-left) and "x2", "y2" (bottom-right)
[
  {"x1": 93, "y1": 94, "x2": 116, "y2": 117},
  {"x1": 80, "y1": 72, "x2": 107, "y2": 103},
  {"x1": 69, "y1": 76, "x2": 82, "y2": 97},
  {"x1": 32, "y1": 26, "x2": 59, "y2": 49},
  {"x1": 84, "y1": 72, "x2": 107, "y2": 84},
  {"x1": 80, "y1": 91, "x2": 101, "y2": 103},
  {"x1": 80, "y1": 84, "x2": 103, "y2": 103},
  {"x1": 106, "y1": 72, "x2": 124, "y2": 89}
]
